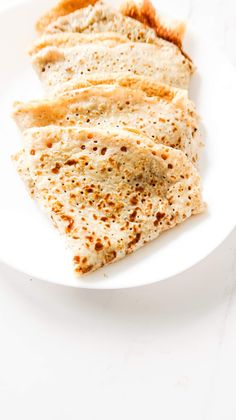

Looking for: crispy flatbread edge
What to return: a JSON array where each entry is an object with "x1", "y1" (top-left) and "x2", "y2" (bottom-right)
[
  {"x1": 121, "y1": 0, "x2": 191, "y2": 61},
  {"x1": 36, "y1": 0, "x2": 99, "y2": 34}
]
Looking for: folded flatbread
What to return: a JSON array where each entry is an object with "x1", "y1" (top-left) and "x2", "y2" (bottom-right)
[
  {"x1": 36, "y1": 0, "x2": 186, "y2": 52},
  {"x1": 13, "y1": 79, "x2": 202, "y2": 163},
  {"x1": 15, "y1": 126, "x2": 204, "y2": 275},
  {"x1": 30, "y1": 33, "x2": 193, "y2": 91},
  {"x1": 44, "y1": 0, "x2": 185, "y2": 52},
  {"x1": 36, "y1": 0, "x2": 186, "y2": 48},
  {"x1": 44, "y1": 0, "x2": 162, "y2": 44}
]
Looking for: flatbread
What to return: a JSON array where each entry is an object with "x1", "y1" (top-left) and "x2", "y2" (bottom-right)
[
  {"x1": 36, "y1": 0, "x2": 99, "y2": 34},
  {"x1": 18, "y1": 126, "x2": 203, "y2": 275},
  {"x1": 44, "y1": 0, "x2": 183, "y2": 49},
  {"x1": 13, "y1": 80, "x2": 202, "y2": 163},
  {"x1": 38, "y1": 0, "x2": 187, "y2": 54},
  {"x1": 30, "y1": 33, "x2": 193, "y2": 91}
]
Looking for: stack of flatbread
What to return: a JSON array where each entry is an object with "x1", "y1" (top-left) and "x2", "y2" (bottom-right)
[{"x1": 12, "y1": 0, "x2": 205, "y2": 276}]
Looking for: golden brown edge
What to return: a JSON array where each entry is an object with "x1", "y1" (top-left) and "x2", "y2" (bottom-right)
[
  {"x1": 121, "y1": 0, "x2": 192, "y2": 61},
  {"x1": 36, "y1": 0, "x2": 98, "y2": 34},
  {"x1": 12, "y1": 78, "x2": 180, "y2": 119},
  {"x1": 67, "y1": 77, "x2": 179, "y2": 101}
]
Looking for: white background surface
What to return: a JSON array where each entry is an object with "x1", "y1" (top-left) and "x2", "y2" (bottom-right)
[{"x1": 0, "y1": 0, "x2": 236, "y2": 418}]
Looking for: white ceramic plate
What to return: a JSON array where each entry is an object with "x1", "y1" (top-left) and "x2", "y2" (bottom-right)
[{"x1": 0, "y1": 0, "x2": 235, "y2": 289}]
